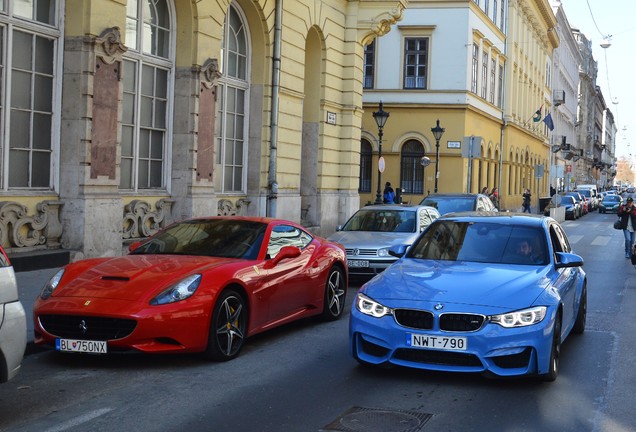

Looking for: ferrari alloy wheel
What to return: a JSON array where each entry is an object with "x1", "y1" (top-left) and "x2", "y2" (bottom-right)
[
  {"x1": 541, "y1": 313, "x2": 562, "y2": 382},
  {"x1": 321, "y1": 266, "x2": 346, "y2": 321},
  {"x1": 205, "y1": 289, "x2": 247, "y2": 361}
]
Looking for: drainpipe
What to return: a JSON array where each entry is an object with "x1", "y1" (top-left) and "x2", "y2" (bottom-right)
[
  {"x1": 267, "y1": 0, "x2": 283, "y2": 217},
  {"x1": 498, "y1": 0, "x2": 510, "y2": 210}
]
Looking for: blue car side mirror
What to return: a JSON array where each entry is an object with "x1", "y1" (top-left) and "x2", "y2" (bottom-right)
[{"x1": 555, "y1": 252, "x2": 584, "y2": 269}]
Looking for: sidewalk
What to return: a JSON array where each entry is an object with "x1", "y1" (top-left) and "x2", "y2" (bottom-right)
[{"x1": 16, "y1": 267, "x2": 61, "y2": 353}]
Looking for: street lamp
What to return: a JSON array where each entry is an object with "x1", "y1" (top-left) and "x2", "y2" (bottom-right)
[
  {"x1": 431, "y1": 119, "x2": 445, "y2": 193},
  {"x1": 373, "y1": 101, "x2": 390, "y2": 204}
]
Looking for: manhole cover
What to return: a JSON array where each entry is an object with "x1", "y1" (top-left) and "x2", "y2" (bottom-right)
[{"x1": 322, "y1": 406, "x2": 432, "y2": 432}]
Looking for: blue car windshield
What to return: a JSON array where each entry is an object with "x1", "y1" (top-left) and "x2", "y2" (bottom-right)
[
  {"x1": 407, "y1": 221, "x2": 549, "y2": 265},
  {"x1": 342, "y1": 209, "x2": 416, "y2": 233}
]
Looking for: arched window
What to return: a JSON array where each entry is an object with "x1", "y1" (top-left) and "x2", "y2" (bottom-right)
[
  {"x1": 0, "y1": 1, "x2": 62, "y2": 190},
  {"x1": 400, "y1": 140, "x2": 425, "y2": 194},
  {"x1": 216, "y1": 4, "x2": 250, "y2": 193},
  {"x1": 121, "y1": 0, "x2": 174, "y2": 190},
  {"x1": 359, "y1": 139, "x2": 372, "y2": 192}
]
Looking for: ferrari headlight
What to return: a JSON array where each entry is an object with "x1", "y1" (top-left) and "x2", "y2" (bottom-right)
[
  {"x1": 355, "y1": 293, "x2": 392, "y2": 318},
  {"x1": 150, "y1": 274, "x2": 202, "y2": 305},
  {"x1": 377, "y1": 248, "x2": 390, "y2": 257},
  {"x1": 40, "y1": 269, "x2": 65, "y2": 300},
  {"x1": 490, "y1": 306, "x2": 547, "y2": 328}
]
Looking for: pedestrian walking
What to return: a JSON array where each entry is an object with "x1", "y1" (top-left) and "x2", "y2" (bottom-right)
[
  {"x1": 383, "y1": 182, "x2": 395, "y2": 204},
  {"x1": 489, "y1": 187, "x2": 499, "y2": 209},
  {"x1": 617, "y1": 196, "x2": 636, "y2": 258},
  {"x1": 481, "y1": 187, "x2": 488, "y2": 195},
  {"x1": 522, "y1": 188, "x2": 532, "y2": 213}
]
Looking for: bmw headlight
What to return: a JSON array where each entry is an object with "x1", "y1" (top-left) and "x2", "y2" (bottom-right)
[
  {"x1": 377, "y1": 248, "x2": 390, "y2": 257},
  {"x1": 40, "y1": 269, "x2": 65, "y2": 300},
  {"x1": 490, "y1": 306, "x2": 547, "y2": 328},
  {"x1": 355, "y1": 293, "x2": 392, "y2": 318},
  {"x1": 150, "y1": 274, "x2": 202, "y2": 305}
]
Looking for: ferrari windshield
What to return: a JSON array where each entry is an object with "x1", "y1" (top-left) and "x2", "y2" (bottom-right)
[
  {"x1": 342, "y1": 209, "x2": 416, "y2": 233},
  {"x1": 407, "y1": 220, "x2": 549, "y2": 265},
  {"x1": 130, "y1": 219, "x2": 268, "y2": 259}
]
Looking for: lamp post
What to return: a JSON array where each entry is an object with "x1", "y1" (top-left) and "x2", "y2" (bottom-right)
[
  {"x1": 373, "y1": 101, "x2": 390, "y2": 204},
  {"x1": 431, "y1": 119, "x2": 445, "y2": 193}
]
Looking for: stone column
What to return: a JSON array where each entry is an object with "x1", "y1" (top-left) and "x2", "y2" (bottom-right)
[{"x1": 59, "y1": 27, "x2": 126, "y2": 259}]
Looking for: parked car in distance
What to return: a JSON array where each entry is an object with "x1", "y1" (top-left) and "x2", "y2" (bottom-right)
[
  {"x1": 598, "y1": 194, "x2": 623, "y2": 213},
  {"x1": 543, "y1": 195, "x2": 580, "y2": 220},
  {"x1": 563, "y1": 192, "x2": 586, "y2": 216},
  {"x1": 327, "y1": 204, "x2": 440, "y2": 279},
  {"x1": 419, "y1": 193, "x2": 498, "y2": 215},
  {"x1": 350, "y1": 213, "x2": 587, "y2": 381},
  {"x1": 34, "y1": 217, "x2": 347, "y2": 361},
  {"x1": 0, "y1": 246, "x2": 27, "y2": 383},
  {"x1": 576, "y1": 189, "x2": 597, "y2": 211}
]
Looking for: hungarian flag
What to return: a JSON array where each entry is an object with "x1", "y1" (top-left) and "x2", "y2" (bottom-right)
[{"x1": 532, "y1": 106, "x2": 543, "y2": 122}]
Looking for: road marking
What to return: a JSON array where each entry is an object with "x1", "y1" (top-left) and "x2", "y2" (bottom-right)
[
  {"x1": 591, "y1": 236, "x2": 611, "y2": 246},
  {"x1": 568, "y1": 235, "x2": 583, "y2": 244},
  {"x1": 44, "y1": 408, "x2": 114, "y2": 432}
]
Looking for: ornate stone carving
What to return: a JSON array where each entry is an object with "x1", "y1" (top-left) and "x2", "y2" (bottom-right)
[
  {"x1": 217, "y1": 199, "x2": 251, "y2": 216},
  {"x1": 96, "y1": 27, "x2": 127, "y2": 65},
  {"x1": 0, "y1": 200, "x2": 64, "y2": 249},
  {"x1": 196, "y1": 58, "x2": 222, "y2": 89},
  {"x1": 122, "y1": 199, "x2": 175, "y2": 239}
]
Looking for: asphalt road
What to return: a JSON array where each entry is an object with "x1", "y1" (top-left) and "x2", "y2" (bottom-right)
[{"x1": 1, "y1": 210, "x2": 635, "y2": 432}]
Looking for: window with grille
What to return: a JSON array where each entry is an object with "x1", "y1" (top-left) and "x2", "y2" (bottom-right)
[
  {"x1": 403, "y1": 38, "x2": 428, "y2": 89},
  {"x1": 471, "y1": 43, "x2": 479, "y2": 94},
  {"x1": 0, "y1": 0, "x2": 61, "y2": 190},
  {"x1": 363, "y1": 40, "x2": 375, "y2": 89},
  {"x1": 359, "y1": 139, "x2": 372, "y2": 193},
  {"x1": 490, "y1": 58, "x2": 496, "y2": 103},
  {"x1": 481, "y1": 52, "x2": 488, "y2": 99},
  {"x1": 400, "y1": 140, "x2": 425, "y2": 194},
  {"x1": 497, "y1": 64, "x2": 504, "y2": 107},
  {"x1": 121, "y1": 0, "x2": 174, "y2": 191},
  {"x1": 216, "y1": 4, "x2": 250, "y2": 193}
]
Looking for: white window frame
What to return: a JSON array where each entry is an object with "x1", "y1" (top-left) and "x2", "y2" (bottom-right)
[
  {"x1": 0, "y1": 0, "x2": 63, "y2": 192},
  {"x1": 216, "y1": 3, "x2": 251, "y2": 195},
  {"x1": 120, "y1": 0, "x2": 175, "y2": 193}
]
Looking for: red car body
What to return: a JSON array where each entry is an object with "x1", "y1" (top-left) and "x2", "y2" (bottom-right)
[{"x1": 33, "y1": 217, "x2": 347, "y2": 359}]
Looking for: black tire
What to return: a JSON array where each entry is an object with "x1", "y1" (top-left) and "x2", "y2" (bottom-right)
[
  {"x1": 573, "y1": 285, "x2": 587, "y2": 334},
  {"x1": 204, "y1": 289, "x2": 247, "y2": 361},
  {"x1": 321, "y1": 266, "x2": 346, "y2": 321},
  {"x1": 540, "y1": 313, "x2": 562, "y2": 382}
]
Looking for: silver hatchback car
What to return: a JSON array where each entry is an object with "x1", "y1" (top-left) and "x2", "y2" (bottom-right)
[
  {"x1": 0, "y1": 246, "x2": 26, "y2": 383},
  {"x1": 327, "y1": 204, "x2": 440, "y2": 278}
]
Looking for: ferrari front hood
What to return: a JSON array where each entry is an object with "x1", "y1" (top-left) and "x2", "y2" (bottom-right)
[{"x1": 53, "y1": 254, "x2": 234, "y2": 301}]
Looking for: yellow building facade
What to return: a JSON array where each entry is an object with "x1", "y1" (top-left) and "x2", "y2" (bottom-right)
[
  {"x1": 358, "y1": 0, "x2": 557, "y2": 213},
  {"x1": 0, "y1": 0, "x2": 406, "y2": 261}
]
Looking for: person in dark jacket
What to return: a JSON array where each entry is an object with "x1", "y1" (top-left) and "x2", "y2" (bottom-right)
[
  {"x1": 522, "y1": 189, "x2": 532, "y2": 213},
  {"x1": 383, "y1": 182, "x2": 395, "y2": 204},
  {"x1": 617, "y1": 196, "x2": 636, "y2": 258}
]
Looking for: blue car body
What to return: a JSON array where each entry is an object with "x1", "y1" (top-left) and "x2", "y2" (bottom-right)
[{"x1": 349, "y1": 213, "x2": 586, "y2": 381}]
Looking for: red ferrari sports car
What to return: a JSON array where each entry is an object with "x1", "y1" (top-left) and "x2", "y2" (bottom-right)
[{"x1": 33, "y1": 217, "x2": 348, "y2": 361}]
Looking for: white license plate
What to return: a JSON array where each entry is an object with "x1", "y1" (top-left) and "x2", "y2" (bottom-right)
[
  {"x1": 56, "y1": 338, "x2": 107, "y2": 354},
  {"x1": 348, "y1": 260, "x2": 369, "y2": 268},
  {"x1": 407, "y1": 333, "x2": 467, "y2": 351}
]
